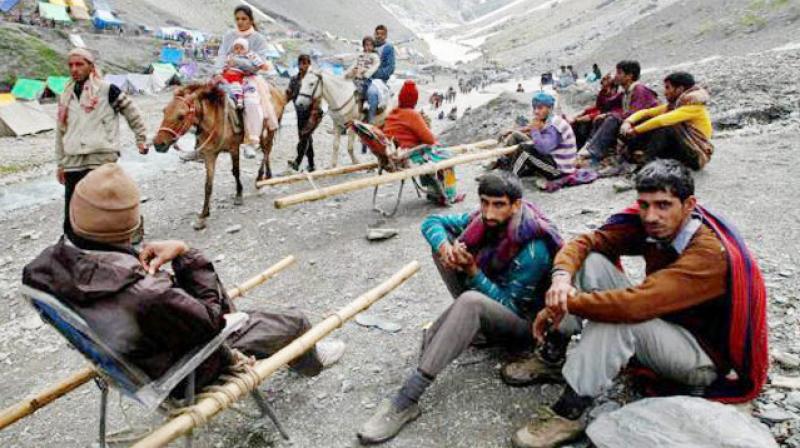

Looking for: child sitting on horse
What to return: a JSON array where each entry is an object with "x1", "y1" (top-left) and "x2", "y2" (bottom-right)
[
  {"x1": 221, "y1": 38, "x2": 268, "y2": 109},
  {"x1": 345, "y1": 36, "x2": 380, "y2": 119}
]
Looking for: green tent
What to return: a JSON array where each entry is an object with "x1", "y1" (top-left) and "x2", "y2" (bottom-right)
[
  {"x1": 11, "y1": 78, "x2": 46, "y2": 101},
  {"x1": 46, "y1": 76, "x2": 70, "y2": 95},
  {"x1": 38, "y1": 2, "x2": 72, "y2": 22},
  {"x1": 150, "y1": 62, "x2": 178, "y2": 77}
]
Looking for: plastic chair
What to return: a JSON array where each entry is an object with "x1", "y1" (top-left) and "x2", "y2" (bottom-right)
[{"x1": 20, "y1": 285, "x2": 290, "y2": 446}]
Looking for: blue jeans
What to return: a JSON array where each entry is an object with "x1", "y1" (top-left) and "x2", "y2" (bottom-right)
[{"x1": 366, "y1": 82, "x2": 381, "y2": 123}]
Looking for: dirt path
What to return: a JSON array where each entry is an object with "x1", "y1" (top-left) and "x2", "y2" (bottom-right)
[{"x1": 0, "y1": 85, "x2": 798, "y2": 447}]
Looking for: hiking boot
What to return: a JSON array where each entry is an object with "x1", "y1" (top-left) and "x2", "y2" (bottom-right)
[
  {"x1": 242, "y1": 144, "x2": 257, "y2": 159},
  {"x1": 511, "y1": 407, "x2": 586, "y2": 448},
  {"x1": 316, "y1": 339, "x2": 346, "y2": 369},
  {"x1": 357, "y1": 399, "x2": 421, "y2": 445},
  {"x1": 501, "y1": 353, "x2": 564, "y2": 387},
  {"x1": 287, "y1": 160, "x2": 300, "y2": 171}
]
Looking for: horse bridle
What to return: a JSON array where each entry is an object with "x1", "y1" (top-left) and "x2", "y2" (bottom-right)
[
  {"x1": 157, "y1": 95, "x2": 218, "y2": 152},
  {"x1": 300, "y1": 71, "x2": 354, "y2": 114}
]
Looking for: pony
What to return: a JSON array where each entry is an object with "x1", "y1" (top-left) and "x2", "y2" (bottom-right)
[
  {"x1": 153, "y1": 83, "x2": 286, "y2": 230},
  {"x1": 294, "y1": 67, "x2": 393, "y2": 168}
]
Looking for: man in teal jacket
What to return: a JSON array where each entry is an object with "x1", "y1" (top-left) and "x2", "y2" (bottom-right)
[{"x1": 358, "y1": 171, "x2": 563, "y2": 445}]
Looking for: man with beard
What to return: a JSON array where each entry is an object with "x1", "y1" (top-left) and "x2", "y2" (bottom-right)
[{"x1": 357, "y1": 171, "x2": 564, "y2": 445}]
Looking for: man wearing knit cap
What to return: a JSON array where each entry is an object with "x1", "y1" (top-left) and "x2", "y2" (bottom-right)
[
  {"x1": 496, "y1": 91, "x2": 577, "y2": 181},
  {"x1": 381, "y1": 80, "x2": 436, "y2": 149},
  {"x1": 56, "y1": 48, "x2": 149, "y2": 237},
  {"x1": 23, "y1": 164, "x2": 346, "y2": 397}
]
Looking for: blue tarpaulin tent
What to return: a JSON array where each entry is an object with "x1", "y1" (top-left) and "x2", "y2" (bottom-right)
[
  {"x1": 92, "y1": 9, "x2": 123, "y2": 29},
  {"x1": 0, "y1": 0, "x2": 21, "y2": 13},
  {"x1": 159, "y1": 47, "x2": 182, "y2": 65},
  {"x1": 319, "y1": 62, "x2": 344, "y2": 76}
]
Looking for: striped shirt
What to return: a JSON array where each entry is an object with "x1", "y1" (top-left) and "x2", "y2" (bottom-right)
[{"x1": 530, "y1": 115, "x2": 577, "y2": 175}]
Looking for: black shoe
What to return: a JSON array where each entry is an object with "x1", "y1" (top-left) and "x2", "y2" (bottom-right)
[
  {"x1": 287, "y1": 160, "x2": 300, "y2": 171},
  {"x1": 308, "y1": 165, "x2": 316, "y2": 173}
]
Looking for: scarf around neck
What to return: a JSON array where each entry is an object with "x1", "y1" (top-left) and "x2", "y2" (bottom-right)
[
  {"x1": 236, "y1": 26, "x2": 255, "y2": 37},
  {"x1": 57, "y1": 71, "x2": 104, "y2": 128},
  {"x1": 459, "y1": 200, "x2": 562, "y2": 279}
]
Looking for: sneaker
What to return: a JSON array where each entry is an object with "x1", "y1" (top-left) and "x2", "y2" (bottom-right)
[
  {"x1": 316, "y1": 339, "x2": 346, "y2": 368},
  {"x1": 287, "y1": 160, "x2": 300, "y2": 171},
  {"x1": 242, "y1": 144, "x2": 257, "y2": 159},
  {"x1": 511, "y1": 407, "x2": 586, "y2": 448},
  {"x1": 501, "y1": 353, "x2": 564, "y2": 387},
  {"x1": 357, "y1": 399, "x2": 421, "y2": 445},
  {"x1": 612, "y1": 177, "x2": 635, "y2": 193}
]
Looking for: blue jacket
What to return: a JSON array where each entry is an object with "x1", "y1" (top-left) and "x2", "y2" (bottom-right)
[
  {"x1": 372, "y1": 42, "x2": 395, "y2": 82},
  {"x1": 421, "y1": 213, "x2": 552, "y2": 318}
]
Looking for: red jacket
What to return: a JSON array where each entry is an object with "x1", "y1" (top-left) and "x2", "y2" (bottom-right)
[{"x1": 382, "y1": 108, "x2": 436, "y2": 149}]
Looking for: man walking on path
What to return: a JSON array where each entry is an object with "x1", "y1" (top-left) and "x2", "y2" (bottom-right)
[
  {"x1": 286, "y1": 54, "x2": 323, "y2": 172},
  {"x1": 505, "y1": 159, "x2": 768, "y2": 448},
  {"x1": 56, "y1": 48, "x2": 148, "y2": 237},
  {"x1": 357, "y1": 171, "x2": 564, "y2": 445}
]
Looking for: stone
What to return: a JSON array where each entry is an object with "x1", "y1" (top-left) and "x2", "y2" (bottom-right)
[
  {"x1": 225, "y1": 224, "x2": 243, "y2": 234},
  {"x1": 785, "y1": 392, "x2": 800, "y2": 409},
  {"x1": 773, "y1": 376, "x2": 800, "y2": 390},
  {"x1": 341, "y1": 380, "x2": 354, "y2": 394},
  {"x1": 774, "y1": 351, "x2": 800, "y2": 369},
  {"x1": 757, "y1": 408, "x2": 795, "y2": 424},
  {"x1": 214, "y1": 254, "x2": 226, "y2": 263},
  {"x1": 366, "y1": 228, "x2": 399, "y2": 241}
]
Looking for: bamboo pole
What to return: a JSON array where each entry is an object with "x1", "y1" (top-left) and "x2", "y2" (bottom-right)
[
  {"x1": 132, "y1": 261, "x2": 421, "y2": 448},
  {"x1": 274, "y1": 145, "x2": 519, "y2": 209},
  {"x1": 0, "y1": 256, "x2": 297, "y2": 431},
  {"x1": 255, "y1": 139, "x2": 498, "y2": 188}
]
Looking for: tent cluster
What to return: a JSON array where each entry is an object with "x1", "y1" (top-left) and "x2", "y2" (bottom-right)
[
  {"x1": 0, "y1": 94, "x2": 54, "y2": 137},
  {"x1": 155, "y1": 26, "x2": 207, "y2": 44}
]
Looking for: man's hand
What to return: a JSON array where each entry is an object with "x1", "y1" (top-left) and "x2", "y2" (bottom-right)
[
  {"x1": 139, "y1": 240, "x2": 190, "y2": 275},
  {"x1": 620, "y1": 121, "x2": 636, "y2": 137},
  {"x1": 137, "y1": 142, "x2": 149, "y2": 155},
  {"x1": 545, "y1": 273, "x2": 575, "y2": 319},
  {"x1": 575, "y1": 115, "x2": 591, "y2": 123},
  {"x1": 593, "y1": 113, "x2": 607, "y2": 123},
  {"x1": 533, "y1": 308, "x2": 555, "y2": 344},
  {"x1": 56, "y1": 166, "x2": 65, "y2": 185},
  {"x1": 437, "y1": 242, "x2": 458, "y2": 270},
  {"x1": 451, "y1": 242, "x2": 478, "y2": 277}
]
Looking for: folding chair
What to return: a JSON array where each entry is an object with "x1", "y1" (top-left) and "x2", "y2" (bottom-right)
[{"x1": 21, "y1": 285, "x2": 290, "y2": 447}]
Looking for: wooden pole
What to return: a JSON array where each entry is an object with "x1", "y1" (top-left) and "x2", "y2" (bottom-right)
[
  {"x1": 0, "y1": 256, "x2": 297, "y2": 431},
  {"x1": 274, "y1": 145, "x2": 519, "y2": 209},
  {"x1": 255, "y1": 139, "x2": 498, "y2": 188},
  {"x1": 131, "y1": 261, "x2": 421, "y2": 448}
]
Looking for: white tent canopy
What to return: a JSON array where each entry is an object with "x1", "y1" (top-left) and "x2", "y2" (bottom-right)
[{"x1": 0, "y1": 102, "x2": 54, "y2": 137}]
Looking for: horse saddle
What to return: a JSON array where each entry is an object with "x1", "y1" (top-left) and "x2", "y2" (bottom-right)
[{"x1": 224, "y1": 97, "x2": 243, "y2": 135}]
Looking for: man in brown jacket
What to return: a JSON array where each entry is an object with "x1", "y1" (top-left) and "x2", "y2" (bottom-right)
[
  {"x1": 23, "y1": 164, "x2": 345, "y2": 395},
  {"x1": 506, "y1": 159, "x2": 767, "y2": 448},
  {"x1": 56, "y1": 48, "x2": 149, "y2": 237}
]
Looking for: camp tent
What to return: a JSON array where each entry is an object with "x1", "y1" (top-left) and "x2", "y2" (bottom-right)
[
  {"x1": 38, "y1": 2, "x2": 71, "y2": 22},
  {"x1": 105, "y1": 74, "x2": 135, "y2": 94},
  {"x1": 150, "y1": 62, "x2": 178, "y2": 77},
  {"x1": 67, "y1": 0, "x2": 88, "y2": 8},
  {"x1": 92, "y1": 9, "x2": 123, "y2": 29},
  {"x1": 0, "y1": 94, "x2": 15, "y2": 106},
  {"x1": 0, "y1": 0, "x2": 21, "y2": 13},
  {"x1": 49, "y1": 0, "x2": 67, "y2": 5},
  {"x1": 126, "y1": 74, "x2": 158, "y2": 94},
  {"x1": 69, "y1": 5, "x2": 90, "y2": 20},
  {"x1": 178, "y1": 62, "x2": 198, "y2": 79},
  {"x1": 11, "y1": 79, "x2": 46, "y2": 101},
  {"x1": 0, "y1": 101, "x2": 54, "y2": 137},
  {"x1": 45, "y1": 76, "x2": 70, "y2": 96},
  {"x1": 159, "y1": 47, "x2": 183, "y2": 65}
]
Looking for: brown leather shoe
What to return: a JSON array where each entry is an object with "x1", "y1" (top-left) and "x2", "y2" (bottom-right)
[
  {"x1": 511, "y1": 407, "x2": 586, "y2": 448},
  {"x1": 501, "y1": 353, "x2": 564, "y2": 387}
]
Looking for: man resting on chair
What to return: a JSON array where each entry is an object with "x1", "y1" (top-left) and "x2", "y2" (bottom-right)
[{"x1": 22, "y1": 164, "x2": 345, "y2": 395}]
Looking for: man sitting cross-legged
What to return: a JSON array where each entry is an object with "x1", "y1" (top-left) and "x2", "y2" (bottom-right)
[
  {"x1": 22, "y1": 164, "x2": 346, "y2": 396},
  {"x1": 357, "y1": 171, "x2": 564, "y2": 445},
  {"x1": 505, "y1": 159, "x2": 768, "y2": 448}
]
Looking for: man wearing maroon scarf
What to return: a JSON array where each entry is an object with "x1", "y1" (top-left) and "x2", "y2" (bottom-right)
[
  {"x1": 358, "y1": 171, "x2": 563, "y2": 445},
  {"x1": 509, "y1": 159, "x2": 768, "y2": 448}
]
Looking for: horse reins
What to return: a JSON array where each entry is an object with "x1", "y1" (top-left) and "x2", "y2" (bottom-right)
[
  {"x1": 157, "y1": 95, "x2": 219, "y2": 153},
  {"x1": 302, "y1": 72, "x2": 355, "y2": 114}
]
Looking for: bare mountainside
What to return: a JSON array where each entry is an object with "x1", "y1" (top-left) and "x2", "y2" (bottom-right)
[
  {"x1": 378, "y1": 0, "x2": 519, "y2": 28},
  {"x1": 440, "y1": 0, "x2": 800, "y2": 71}
]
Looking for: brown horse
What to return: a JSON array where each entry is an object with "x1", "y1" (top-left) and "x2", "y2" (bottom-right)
[{"x1": 153, "y1": 83, "x2": 287, "y2": 229}]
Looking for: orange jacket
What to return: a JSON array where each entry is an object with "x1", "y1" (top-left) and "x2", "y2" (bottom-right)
[{"x1": 381, "y1": 108, "x2": 436, "y2": 149}]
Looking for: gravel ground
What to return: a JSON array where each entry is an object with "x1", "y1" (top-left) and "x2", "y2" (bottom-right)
[{"x1": 0, "y1": 62, "x2": 798, "y2": 447}]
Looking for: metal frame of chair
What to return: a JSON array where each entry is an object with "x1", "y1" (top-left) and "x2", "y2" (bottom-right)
[{"x1": 20, "y1": 285, "x2": 290, "y2": 447}]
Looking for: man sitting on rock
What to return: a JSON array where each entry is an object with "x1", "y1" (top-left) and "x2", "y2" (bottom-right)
[
  {"x1": 497, "y1": 92, "x2": 577, "y2": 181},
  {"x1": 505, "y1": 159, "x2": 768, "y2": 448},
  {"x1": 579, "y1": 60, "x2": 658, "y2": 165},
  {"x1": 357, "y1": 171, "x2": 563, "y2": 445},
  {"x1": 22, "y1": 164, "x2": 345, "y2": 396},
  {"x1": 619, "y1": 72, "x2": 714, "y2": 170}
]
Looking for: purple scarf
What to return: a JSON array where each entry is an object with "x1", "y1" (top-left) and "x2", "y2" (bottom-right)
[{"x1": 459, "y1": 201, "x2": 562, "y2": 279}]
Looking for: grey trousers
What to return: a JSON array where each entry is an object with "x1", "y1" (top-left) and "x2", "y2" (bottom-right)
[
  {"x1": 417, "y1": 254, "x2": 533, "y2": 377},
  {"x1": 562, "y1": 253, "x2": 718, "y2": 397}
]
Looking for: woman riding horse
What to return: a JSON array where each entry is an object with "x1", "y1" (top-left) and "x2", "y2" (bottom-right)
[{"x1": 215, "y1": 5, "x2": 279, "y2": 159}]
